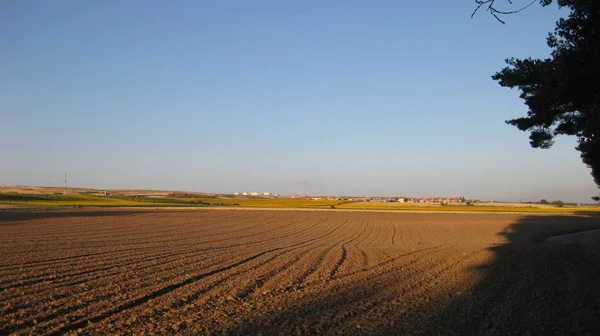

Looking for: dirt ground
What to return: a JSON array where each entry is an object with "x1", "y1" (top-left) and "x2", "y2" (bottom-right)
[{"x1": 1, "y1": 209, "x2": 599, "y2": 335}]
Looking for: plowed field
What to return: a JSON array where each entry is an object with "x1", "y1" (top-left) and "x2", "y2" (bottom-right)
[{"x1": 1, "y1": 209, "x2": 599, "y2": 335}]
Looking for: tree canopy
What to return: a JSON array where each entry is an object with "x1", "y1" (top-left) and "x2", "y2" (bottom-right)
[{"x1": 477, "y1": 0, "x2": 599, "y2": 199}]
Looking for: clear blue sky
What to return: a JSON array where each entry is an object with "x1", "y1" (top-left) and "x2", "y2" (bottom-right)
[{"x1": 1, "y1": 1, "x2": 596, "y2": 202}]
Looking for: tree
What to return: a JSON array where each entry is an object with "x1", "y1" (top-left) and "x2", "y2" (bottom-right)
[
  {"x1": 540, "y1": 199, "x2": 549, "y2": 204},
  {"x1": 476, "y1": 0, "x2": 600, "y2": 200}
]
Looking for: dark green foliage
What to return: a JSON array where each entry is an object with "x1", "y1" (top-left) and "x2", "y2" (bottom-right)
[
  {"x1": 0, "y1": 193, "x2": 214, "y2": 206},
  {"x1": 488, "y1": 0, "x2": 600, "y2": 199},
  {"x1": 540, "y1": 199, "x2": 549, "y2": 204},
  {"x1": 0, "y1": 193, "x2": 83, "y2": 202},
  {"x1": 119, "y1": 197, "x2": 211, "y2": 205},
  {"x1": 170, "y1": 193, "x2": 199, "y2": 198}
]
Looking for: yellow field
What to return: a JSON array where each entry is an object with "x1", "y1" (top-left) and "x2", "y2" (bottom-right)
[
  {"x1": 174, "y1": 197, "x2": 349, "y2": 208},
  {"x1": 0, "y1": 194, "x2": 348, "y2": 209},
  {"x1": 1, "y1": 193, "x2": 598, "y2": 213},
  {"x1": 336, "y1": 202, "x2": 600, "y2": 213},
  {"x1": 0, "y1": 194, "x2": 194, "y2": 207}
]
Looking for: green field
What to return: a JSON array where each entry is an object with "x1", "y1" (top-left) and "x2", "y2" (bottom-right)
[
  {"x1": 0, "y1": 193, "x2": 207, "y2": 207},
  {"x1": 0, "y1": 193, "x2": 349, "y2": 209},
  {"x1": 175, "y1": 197, "x2": 352, "y2": 208},
  {"x1": 1, "y1": 193, "x2": 599, "y2": 213}
]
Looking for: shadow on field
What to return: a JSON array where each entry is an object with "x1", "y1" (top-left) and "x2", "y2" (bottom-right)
[
  {"x1": 222, "y1": 213, "x2": 600, "y2": 336},
  {"x1": 0, "y1": 209, "x2": 147, "y2": 223},
  {"x1": 412, "y1": 212, "x2": 600, "y2": 336}
]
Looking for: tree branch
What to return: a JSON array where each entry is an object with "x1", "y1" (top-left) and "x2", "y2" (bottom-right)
[{"x1": 472, "y1": 0, "x2": 538, "y2": 24}]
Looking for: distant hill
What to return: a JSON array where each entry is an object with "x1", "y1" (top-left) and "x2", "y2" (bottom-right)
[{"x1": 0, "y1": 186, "x2": 211, "y2": 197}]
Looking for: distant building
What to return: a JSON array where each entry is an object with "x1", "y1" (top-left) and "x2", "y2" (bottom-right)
[
  {"x1": 250, "y1": 192, "x2": 259, "y2": 196},
  {"x1": 233, "y1": 192, "x2": 240, "y2": 196},
  {"x1": 242, "y1": 192, "x2": 248, "y2": 196},
  {"x1": 263, "y1": 192, "x2": 271, "y2": 196}
]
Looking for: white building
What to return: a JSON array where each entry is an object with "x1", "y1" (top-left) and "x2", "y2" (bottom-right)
[
  {"x1": 263, "y1": 192, "x2": 271, "y2": 196},
  {"x1": 249, "y1": 192, "x2": 259, "y2": 196},
  {"x1": 233, "y1": 192, "x2": 240, "y2": 196},
  {"x1": 242, "y1": 192, "x2": 248, "y2": 196}
]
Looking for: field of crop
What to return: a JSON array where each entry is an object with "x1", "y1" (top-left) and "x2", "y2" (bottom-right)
[
  {"x1": 176, "y1": 197, "x2": 351, "y2": 208},
  {"x1": 0, "y1": 193, "x2": 350, "y2": 209},
  {"x1": 336, "y1": 202, "x2": 600, "y2": 213},
  {"x1": 0, "y1": 193, "x2": 201, "y2": 207},
  {"x1": 3, "y1": 193, "x2": 600, "y2": 214},
  {"x1": 1, "y1": 209, "x2": 599, "y2": 335}
]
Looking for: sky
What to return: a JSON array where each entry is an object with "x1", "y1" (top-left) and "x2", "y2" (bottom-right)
[{"x1": 1, "y1": 0, "x2": 597, "y2": 202}]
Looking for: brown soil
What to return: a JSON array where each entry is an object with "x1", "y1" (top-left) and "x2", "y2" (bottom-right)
[{"x1": 1, "y1": 209, "x2": 599, "y2": 335}]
